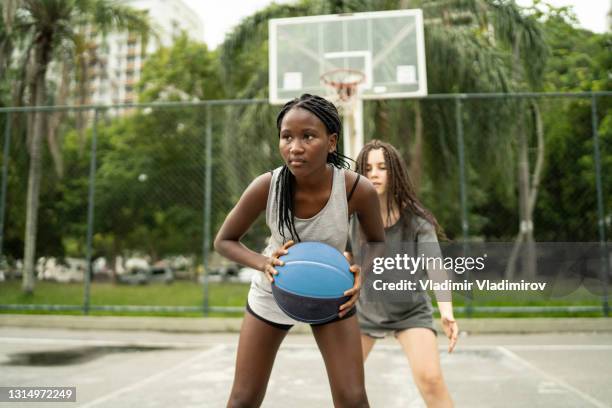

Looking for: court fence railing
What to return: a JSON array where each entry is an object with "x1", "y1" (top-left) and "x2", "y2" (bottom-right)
[{"x1": 0, "y1": 91, "x2": 610, "y2": 317}]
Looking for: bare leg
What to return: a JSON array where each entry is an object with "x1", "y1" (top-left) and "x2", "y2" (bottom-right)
[
  {"x1": 396, "y1": 328, "x2": 453, "y2": 408},
  {"x1": 227, "y1": 312, "x2": 288, "y2": 408},
  {"x1": 361, "y1": 334, "x2": 376, "y2": 361},
  {"x1": 311, "y1": 314, "x2": 370, "y2": 408}
]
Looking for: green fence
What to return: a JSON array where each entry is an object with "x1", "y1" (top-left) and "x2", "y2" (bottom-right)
[{"x1": 0, "y1": 92, "x2": 610, "y2": 316}]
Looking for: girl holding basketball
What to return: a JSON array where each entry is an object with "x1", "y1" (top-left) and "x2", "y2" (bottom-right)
[
  {"x1": 214, "y1": 94, "x2": 384, "y2": 407},
  {"x1": 346, "y1": 140, "x2": 458, "y2": 408}
]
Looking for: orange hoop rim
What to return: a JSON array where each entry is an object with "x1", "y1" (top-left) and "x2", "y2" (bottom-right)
[
  {"x1": 320, "y1": 69, "x2": 365, "y2": 103},
  {"x1": 320, "y1": 68, "x2": 366, "y2": 88}
]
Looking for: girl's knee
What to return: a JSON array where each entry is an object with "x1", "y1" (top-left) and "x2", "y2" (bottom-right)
[
  {"x1": 415, "y1": 372, "x2": 445, "y2": 396},
  {"x1": 334, "y1": 388, "x2": 369, "y2": 408},
  {"x1": 227, "y1": 388, "x2": 265, "y2": 408}
]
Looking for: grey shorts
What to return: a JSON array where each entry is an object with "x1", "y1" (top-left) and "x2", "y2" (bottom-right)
[
  {"x1": 357, "y1": 294, "x2": 437, "y2": 339},
  {"x1": 362, "y1": 325, "x2": 437, "y2": 339}
]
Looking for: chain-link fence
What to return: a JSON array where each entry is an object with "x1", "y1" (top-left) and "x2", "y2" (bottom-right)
[{"x1": 0, "y1": 92, "x2": 610, "y2": 316}]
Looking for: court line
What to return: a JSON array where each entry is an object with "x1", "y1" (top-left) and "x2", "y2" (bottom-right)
[
  {"x1": 502, "y1": 345, "x2": 612, "y2": 351},
  {"x1": 356, "y1": 344, "x2": 612, "y2": 351},
  {"x1": 281, "y1": 343, "x2": 612, "y2": 352},
  {"x1": 497, "y1": 346, "x2": 610, "y2": 408},
  {"x1": 79, "y1": 344, "x2": 226, "y2": 408}
]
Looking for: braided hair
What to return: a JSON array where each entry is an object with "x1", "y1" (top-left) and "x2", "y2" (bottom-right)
[
  {"x1": 275, "y1": 94, "x2": 352, "y2": 242},
  {"x1": 355, "y1": 139, "x2": 446, "y2": 240}
]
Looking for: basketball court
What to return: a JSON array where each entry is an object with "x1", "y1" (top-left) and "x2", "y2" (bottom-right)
[
  {"x1": 1, "y1": 327, "x2": 610, "y2": 407},
  {"x1": 1, "y1": 6, "x2": 610, "y2": 408}
]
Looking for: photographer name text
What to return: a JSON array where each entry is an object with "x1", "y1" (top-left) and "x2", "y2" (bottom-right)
[{"x1": 372, "y1": 279, "x2": 547, "y2": 291}]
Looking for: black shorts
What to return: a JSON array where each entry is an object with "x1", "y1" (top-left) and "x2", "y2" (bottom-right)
[{"x1": 246, "y1": 301, "x2": 356, "y2": 331}]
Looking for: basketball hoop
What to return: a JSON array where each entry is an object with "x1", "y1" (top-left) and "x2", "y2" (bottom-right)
[
  {"x1": 321, "y1": 68, "x2": 365, "y2": 160},
  {"x1": 320, "y1": 69, "x2": 365, "y2": 109}
]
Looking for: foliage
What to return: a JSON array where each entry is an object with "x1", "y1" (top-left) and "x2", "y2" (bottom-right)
[
  {"x1": 533, "y1": 12, "x2": 611, "y2": 241},
  {"x1": 138, "y1": 33, "x2": 223, "y2": 102},
  {"x1": 93, "y1": 108, "x2": 206, "y2": 259}
]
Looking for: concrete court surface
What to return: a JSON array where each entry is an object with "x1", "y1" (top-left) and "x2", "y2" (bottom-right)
[{"x1": 0, "y1": 328, "x2": 610, "y2": 408}]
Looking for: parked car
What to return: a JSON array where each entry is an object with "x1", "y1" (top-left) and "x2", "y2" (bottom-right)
[
  {"x1": 116, "y1": 268, "x2": 149, "y2": 285},
  {"x1": 149, "y1": 266, "x2": 174, "y2": 284},
  {"x1": 237, "y1": 267, "x2": 258, "y2": 283},
  {"x1": 38, "y1": 257, "x2": 85, "y2": 283},
  {"x1": 215, "y1": 263, "x2": 240, "y2": 277},
  {"x1": 116, "y1": 264, "x2": 174, "y2": 285}
]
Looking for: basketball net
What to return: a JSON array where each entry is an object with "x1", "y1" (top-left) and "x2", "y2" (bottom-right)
[
  {"x1": 321, "y1": 69, "x2": 365, "y2": 162},
  {"x1": 321, "y1": 69, "x2": 365, "y2": 111}
]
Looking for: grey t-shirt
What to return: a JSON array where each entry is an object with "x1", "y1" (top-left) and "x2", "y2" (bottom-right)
[{"x1": 349, "y1": 213, "x2": 437, "y2": 331}]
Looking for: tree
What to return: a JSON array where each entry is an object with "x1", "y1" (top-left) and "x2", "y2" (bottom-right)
[
  {"x1": 0, "y1": 0, "x2": 21, "y2": 84},
  {"x1": 8, "y1": 0, "x2": 150, "y2": 294},
  {"x1": 138, "y1": 33, "x2": 223, "y2": 102},
  {"x1": 533, "y1": 9, "x2": 611, "y2": 242}
]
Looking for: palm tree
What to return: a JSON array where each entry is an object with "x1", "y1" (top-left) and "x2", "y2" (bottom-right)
[
  {"x1": 9, "y1": 0, "x2": 150, "y2": 294},
  {"x1": 0, "y1": 1, "x2": 17, "y2": 82}
]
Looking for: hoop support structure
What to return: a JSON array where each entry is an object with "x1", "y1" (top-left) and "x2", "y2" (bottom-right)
[{"x1": 321, "y1": 69, "x2": 366, "y2": 162}]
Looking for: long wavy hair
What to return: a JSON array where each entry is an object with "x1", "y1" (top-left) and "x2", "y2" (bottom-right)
[{"x1": 355, "y1": 139, "x2": 446, "y2": 240}]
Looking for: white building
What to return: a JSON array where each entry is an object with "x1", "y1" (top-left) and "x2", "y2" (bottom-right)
[
  {"x1": 608, "y1": 0, "x2": 611, "y2": 32},
  {"x1": 86, "y1": 0, "x2": 203, "y2": 106}
]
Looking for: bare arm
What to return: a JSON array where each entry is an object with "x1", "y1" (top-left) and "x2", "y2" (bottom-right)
[
  {"x1": 417, "y1": 221, "x2": 458, "y2": 352},
  {"x1": 339, "y1": 174, "x2": 385, "y2": 316},
  {"x1": 213, "y1": 173, "x2": 272, "y2": 272},
  {"x1": 417, "y1": 221, "x2": 451, "y2": 303},
  {"x1": 353, "y1": 179, "x2": 385, "y2": 243},
  {"x1": 346, "y1": 171, "x2": 385, "y2": 243}
]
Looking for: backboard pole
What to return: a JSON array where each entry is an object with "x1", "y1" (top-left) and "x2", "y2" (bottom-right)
[{"x1": 342, "y1": 98, "x2": 364, "y2": 162}]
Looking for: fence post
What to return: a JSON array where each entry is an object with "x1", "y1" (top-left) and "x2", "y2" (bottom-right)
[
  {"x1": 202, "y1": 105, "x2": 213, "y2": 316},
  {"x1": 0, "y1": 113, "x2": 12, "y2": 268},
  {"x1": 455, "y1": 97, "x2": 472, "y2": 317},
  {"x1": 590, "y1": 94, "x2": 609, "y2": 317},
  {"x1": 83, "y1": 109, "x2": 99, "y2": 315}
]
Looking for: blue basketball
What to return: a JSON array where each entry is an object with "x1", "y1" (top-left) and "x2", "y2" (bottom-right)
[{"x1": 272, "y1": 242, "x2": 353, "y2": 324}]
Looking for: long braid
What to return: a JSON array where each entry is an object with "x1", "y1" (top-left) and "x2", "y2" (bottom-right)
[
  {"x1": 355, "y1": 140, "x2": 447, "y2": 240},
  {"x1": 275, "y1": 94, "x2": 352, "y2": 242}
]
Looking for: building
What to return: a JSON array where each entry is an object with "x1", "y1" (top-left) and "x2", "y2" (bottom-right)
[
  {"x1": 608, "y1": 0, "x2": 611, "y2": 31},
  {"x1": 85, "y1": 0, "x2": 203, "y2": 106}
]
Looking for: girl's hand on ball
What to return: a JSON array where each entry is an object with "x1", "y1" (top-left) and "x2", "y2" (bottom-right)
[
  {"x1": 263, "y1": 240, "x2": 294, "y2": 283},
  {"x1": 339, "y1": 264, "x2": 361, "y2": 317}
]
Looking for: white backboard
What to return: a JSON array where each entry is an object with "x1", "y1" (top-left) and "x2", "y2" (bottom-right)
[{"x1": 269, "y1": 9, "x2": 427, "y2": 104}]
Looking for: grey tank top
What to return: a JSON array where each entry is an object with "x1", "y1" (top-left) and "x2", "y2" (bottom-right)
[{"x1": 248, "y1": 165, "x2": 349, "y2": 323}]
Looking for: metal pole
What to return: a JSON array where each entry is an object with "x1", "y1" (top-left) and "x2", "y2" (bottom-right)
[
  {"x1": 83, "y1": 109, "x2": 99, "y2": 315},
  {"x1": 0, "y1": 114, "x2": 12, "y2": 267},
  {"x1": 455, "y1": 98, "x2": 472, "y2": 317},
  {"x1": 456, "y1": 99, "x2": 469, "y2": 242},
  {"x1": 591, "y1": 95, "x2": 609, "y2": 317},
  {"x1": 202, "y1": 105, "x2": 213, "y2": 316},
  {"x1": 342, "y1": 99, "x2": 364, "y2": 161}
]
